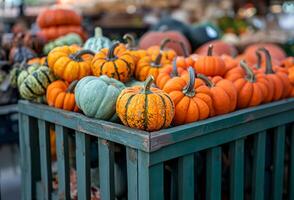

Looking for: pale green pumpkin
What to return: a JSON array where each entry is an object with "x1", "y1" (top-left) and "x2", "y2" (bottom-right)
[
  {"x1": 75, "y1": 75, "x2": 125, "y2": 121},
  {"x1": 83, "y1": 27, "x2": 112, "y2": 52}
]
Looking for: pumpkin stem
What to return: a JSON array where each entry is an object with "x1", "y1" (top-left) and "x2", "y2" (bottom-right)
[
  {"x1": 152, "y1": 52, "x2": 163, "y2": 67},
  {"x1": 71, "y1": 49, "x2": 95, "y2": 61},
  {"x1": 183, "y1": 67, "x2": 196, "y2": 97},
  {"x1": 258, "y1": 48, "x2": 274, "y2": 74},
  {"x1": 240, "y1": 60, "x2": 256, "y2": 82},
  {"x1": 107, "y1": 42, "x2": 120, "y2": 60},
  {"x1": 207, "y1": 45, "x2": 213, "y2": 56},
  {"x1": 197, "y1": 74, "x2": 214, "y2": 88},
  {"x1": 142, "y1": 76, "x2": 154, "y2": 94},
  {"x1": 123, "y1": 34, "x2": 136, "y2": 50},
  {"x1": 66, "y1": 80, "x2": 78, "y2": 93},
  {"x1": 170, "y1": 58, "x2": 179, "y2": 77},
  {"x1": 255, "y1": 51, "x2": 262, "y2": 69},
  {"x1": 94, "y1": 27, "x2": 103, "y2": 37},
  {"x1": 160, "y1": 38, "x2": 189, "y2": 57}
]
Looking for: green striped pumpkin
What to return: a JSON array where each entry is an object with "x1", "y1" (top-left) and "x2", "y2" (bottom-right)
[
  {"x1": 17, "y1": 66, "x2": 56, "y2": 100},
  {"x1": 75, "y1": 75, "x2": 125, "y2": 121},
  {"x1": 83, "y1": 27, "x2": 112, "y2": 52}
]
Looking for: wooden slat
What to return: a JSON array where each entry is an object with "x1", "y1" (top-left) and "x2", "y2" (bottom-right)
[
  {"x1": 76, "y1": 131, "x2": 90, "y2": 200},
  {"x1": 150, "y1": 163, "x2": 164, "y2": 200},
  {"x1": 252, "y1": 131, "x2": 266, "y2": 200},
  {"x1": 19, "y1": 114, "x2": 27, "y2": 199},
  {"x1": 38, "y1": 120, "x2": 52, "y2": 200},
  {"x1": 55, "y1": 125, "x2": 70, "y2": 200},
  {"x1": 126, "y1": 147, "x2": 138, "y2": 200},
  {"x1": 138, "y1": 151, "x2": 150, "y2": 200},
  {"x1": 230, "y1": 139, "x2": 244, "y2": 200},
  {"x1": 178, "y1": 154, "x2": 195, "y2": 200},
  {"x1": 272, "y1": 126, "x2": 286, "y2": 200},
  {"x1": 98, "y1": 139, "x2": 115, "y2": 200},
  {"x1": 206, "y1": 147, "x2": 221, "y2": 200},
  {"x1": 290, "y1": 124, "x2": 294, "y2": 200},
  {"x1": 150, "y1": 110, "x2": 294, "y2": 165}
]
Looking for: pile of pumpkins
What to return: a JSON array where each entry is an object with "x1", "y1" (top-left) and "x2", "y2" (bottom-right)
[{"x1": 9, "y1": 26, "x2": 294, "y2": 132}]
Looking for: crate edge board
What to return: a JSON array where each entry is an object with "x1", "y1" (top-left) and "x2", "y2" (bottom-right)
[
  {"x1": 150, "y1": 98, "x2": 294, "y2": 151},
  {"x1": 0, "y1": 104, "x2": 18, "y2": 115},
  {"x1": 18, "y1": 100, "x2": 150, "y2": 152}
]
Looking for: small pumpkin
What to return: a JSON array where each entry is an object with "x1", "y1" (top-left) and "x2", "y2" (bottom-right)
[
  {"x1": 91, "y1": 42, "x2": 135, "y2": 83},
  {"x1": 17, "y1": 65, "x2": 56, "y2": 100},
  {"x1": 75, "y1": 75, "x2": 125, "y2": 121},
  {"x1": 123, "y1": 34, "x2": 147, "y2": 64},
  {"x1": 146, "y1": 38, "x2": 177, "y2": 61},
  {"x1": 281, "y1": 57, "x2": 294, "y2": 69},
  {"x1": 197, "y1": 74, "x2": 237, "y2": 116},
  {"x1": 83, "y1": 27, "x2": 112, "y2": 53},
  {"x1": 162, "y1": 67, "x2": 213, "y2": 125},
  {"x1": 46, "y1": 80, "x2": 79, "y2": 112},
  {"x1": 116, "y1": 76, "x2": 174, "y2": 131},
  {"x1": 156, "y1": 58, "x2": 188, "y2": 89},
  {"x1": 27, "y1": 57, "x2": 47, "y2": 65},
  {"x1": 48, "y1": 45, "x2": 94, "y2": 82},
  {"x1": 43, "y1": 33, "x2": 83, "y2": 55},
  {"x1": 194, "y1": 45, "x2": 226, "y2": 77}
]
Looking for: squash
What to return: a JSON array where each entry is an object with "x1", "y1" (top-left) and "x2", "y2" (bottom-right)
[
  {"x1": 146, "y1": 38, "x2": 177, "y2": 62},
  {"x1": 38, "y1": 26, "x2": 87, "y2": 42},
  {"x1": 195, "y1": 40, "x2": 238, "y2": 57},
  {"x1": 156, "y1": 58, "x2": 188, "y2": 89},
  {"x1": 91, "y1": 42, "x2": 135, "y2": 83},
  {"x1": 83, "y1": 27, "x2": 112, "y2": 53},
  {"x1": 194, "y1": 45, "x2": 226, "y2": 77},
  {"x1": 9, "y1": 60, "x2": 28, "y2": 88},
  {"x1": 43, "y1": 33, "x2": 83, "y2": 55},
  {"x1": 17, "y1": 65, "x2": 56, "y2": 100},
  {"x1": 123, "y1": 34, "x2": 147, "y2": 64},
  {"x1": 27, "y1": 57, "x2": 47, "y2": 65},
  {"x1": 162, "y1": 67, "x2": 213, "y2": 125},
  {"x1": 281, "y1": 57, "x2": 294, "y2": 69},
  {"x1": 196, "y1": 74, "x2": 237, "y2": 116},
  {"x1": 116, "y1": 76, "x2": 174, "y2": 131},
  {"x1": 46, "y1": 80, "x2": 79, "y2": 111},
  {"x1": 75, "y1": 75, "x2": 125, "y2": 121},
  {"x1": 48, "y1": 45, "x2": 94, "y2": 82}
]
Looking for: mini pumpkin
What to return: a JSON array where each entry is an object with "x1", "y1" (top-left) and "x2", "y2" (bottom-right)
[
  {"x1": 146, "y1": 38, "x2": 177, "y2": 61},
  {"x1": 48, "y1": 45, "x2": 94, "y2": 82},
  {"x1": 27, "y1": 57, "x2": 46, "y2": 65},
  {"x1": 83, "y1": 27, "x2": 112, "y2": 53},
  {"x1": 162, "y1": 67, "x2": 213, "y2": 125},
  {"x1": 194, "y1": 45, "x2": 226, "y2": 77},
  {"x1": 116, "y1": 76, "x2": 174, "y2": 131},
  {"x1": 75, "y1": 75, "x2": 125, "y2": 121},
  {"x1": 91, "y1": 42, "x2": 135, "y2": 83},
  {"x1": 46, "y1": 80, "x2": 79, "y2": 112},
  {"x1": 123, "y1": 34, "x2": 147, "y2": 64},
  {"x1": 156, "y1": 58, "x2": 188, "y2": 89}
]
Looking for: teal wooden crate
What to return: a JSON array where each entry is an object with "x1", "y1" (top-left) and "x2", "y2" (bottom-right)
[{"x1": 18, "y1": 99, "x2": 294, "y2": 200}]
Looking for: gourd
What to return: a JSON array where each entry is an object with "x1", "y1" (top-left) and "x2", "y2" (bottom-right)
[
  {"x1": 75, "y1": 75, "x2": 125, "y2": 121},
  {"x1": 91, "y1": 42, "x2": 135, "y2": 83},
  {"x1": 116, "y1": 76, "x2": 174, "y2": 131},
  {"x1": 46, "y1": 80, "x2": 79, "y2": 111},
  {"x1": 83, "y1": 27, "x2": 112, "y2": 53},
  {"x1": 47, "y1": 45, "x2": 94, "y2": 82},
  {"x1": 43, "y1": 33, "x2": 83, "y2": 55}
]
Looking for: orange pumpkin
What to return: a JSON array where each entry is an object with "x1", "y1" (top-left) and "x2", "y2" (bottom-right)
[
  {"x1": 27, "y1": 57, "x2": 46, "y2": 65},
  {"x1": 156, "y1": 58, "x2": 188, "y2": 89},
  {"x1": 47, "y1": 45, "x2": 94, "y2": 82},
  {"x1": 289, "y1": 67, "x2": 294, "y2": 84},
  {"x1": 194, "y1": 45, "x2": 226, "y2": 77},
  {"x1": 281, "y1": 57, "x2": 294, "y2": 69},
  {"x1": 123, "y1": 34, "x2": 147, "y2": 64},
  {"x1": 46, "y1": 80, "x2": 79, "y2": 111},
  {"x1": 222, "y1": 54, "x2": 239, "y2": 72},
  {"x1": 116, "y1": 76, "x2": 174, "y2": 131},
  {"x1": 162, "y1": 67, "x2": 213, "y2": 125},
  {"x1": 91, "y1": 42, "x2": 135, "y2": 83},
  {"x1": 146, "y1": 38, "x2": 177, "y2": 61}
]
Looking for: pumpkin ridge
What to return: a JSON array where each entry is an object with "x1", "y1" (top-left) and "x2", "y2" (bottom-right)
[
  {"x1": 191, "y1": 97, "x2": 200, "y2": 121},
  {"x1": 143, "y1": 94, "x2": 148, "y2": 130},
  {"x1": 40, "y1": 69, "x2": 51, "y2": 85},
  {"x1": 112, "y1": 61, "x2": 121, "y2": 81},
  {"x1": 32, "y1": 72, "x2": 46, "y2": 91},
  {"x1": 24, "y1": 82, "x2": 38, "y2": 96},
  {"x1": 56, "y1": 57, "x2": 72, "y2": 77},
  {"x1": 119, "y1": 58, "x2": 132, "y2": 75},
  {"x1": 158, "y1": 94, "x2": 167, "y2": 129},
  {"x1": 125, "y1": 94, "x2": 136, "y2": 127},
  {"x1": 99, "y1": 61, "x2": 107, "y2": 76}
]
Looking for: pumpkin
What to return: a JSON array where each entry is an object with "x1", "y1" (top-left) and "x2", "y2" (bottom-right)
[
  {"x1": 162, "y1": 67, "x2": 213, "y2": 125},
  {"x1": 194, "y1": 45, "x2": 226, "y2": 77},
  {"x1": 226, "y1": 61, "x2": 269, "y2": 108},
  {"x1": 38, "y1": 26, "x2": 87, "y2": 42},
  {"x1": 139, "y1": 26, "x2": 191, "y2": 56},
  {"x1": 17, "y1": 65, "x2": 56, "y2": 100},
  {"x1": 43, "y1": 33, "x2": 83, "y2": 55},
  {"x1": 48, "y1": 45, "x2": 94, "y2": 82},
  {"x1": 195, "y1": 40, "x2": 238, "y2": 57},
  {"x1": 91, "y1": 42, "x2": 134, "y2": 83},
  {"x1": 156, "y1": 58, "x2": 188, "y2": 89},
  {"x1": 23, "y1": 32, "x2": 45, "y2": 55},
  {"x1": 289, "y1": 67, "x2": 294, "y2": 84},
  {"x1": 123, "y1": 34, "x2": 147, "y2": 64},
  {"x1": 36, "y1": 8, "x2": 82, "y2": 28},
  {"x1": 83, "y1": 27, "x2": 112, "y2": 53},
  {"x1": 27, "y1": 57, "x2": 47, "y2": 65},
  {"x1": 146, "y1": 38, "x2": 177, "y2": 62},
  {"x1": 9, "y1": 60, "x2": 28, "y2": 87},
  {"x1": 281, "y1": 57, "x2": 294, "y2": 69},
  {"x1": 196, "y1": 74, "x2": 237, "y2": 116},
  {"x1": 75, "y1": 75, "x2": 125, "y2": 121},
  {"x1": 222, "y1": 54, "x2": 238, "y2": 72},
  {"x1": 135, "y1": 50, "x2": 171, "y2": 81},
  {"x1": 46, "y1": 80, "x2": 79, "y2": 112},
  {"x1": 116, "y1": 76, "x2": 174, "y2": 131}
]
